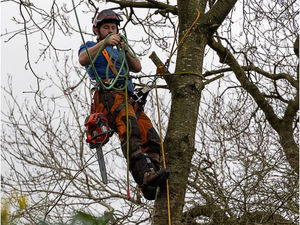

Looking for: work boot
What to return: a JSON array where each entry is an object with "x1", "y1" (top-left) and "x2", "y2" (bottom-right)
[
  {"x1": 147, "y1": 152, "x2": 161, "y2": 171},
  {"x1": 143, "y1": 168, "x2": 169, "y2": 188},
  {"x1": 141, "y1": 152, "x2": 168, "y2": 200},
  {"x1": 140, "y1": 185, "x2": 157, "y2": 200},
  {"x1": 140, "y1": 169, "x2": 169, "y2": 200}
]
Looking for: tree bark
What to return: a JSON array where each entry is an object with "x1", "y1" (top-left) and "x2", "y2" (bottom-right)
[{"x1": 152, "y1": 1, "x2": 237, "y2": 224}]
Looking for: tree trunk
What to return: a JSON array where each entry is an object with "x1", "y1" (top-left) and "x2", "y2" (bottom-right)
[
  {"x1": 152, "y1": 1, "x2": 206, "y2": 224},
  {"x1": 152, "y1": 0, "x2": 238, "y2": 223}
]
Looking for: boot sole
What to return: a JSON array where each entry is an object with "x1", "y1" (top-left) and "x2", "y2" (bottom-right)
[{"x1": 147, "y1": 169, "x2": 169, "y2": 187}]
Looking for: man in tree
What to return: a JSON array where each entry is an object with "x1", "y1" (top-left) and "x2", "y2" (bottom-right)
[{"x1": 78, "y1": 9, "x2": 169, "y2": 200}]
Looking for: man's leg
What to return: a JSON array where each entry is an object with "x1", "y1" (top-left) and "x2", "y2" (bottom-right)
[
  {"x1": 136, "y1": 111, "x2": 169, "y2": 199},
  {"x1": 137, "y1": 111, "x2": 162, "y2": 170},
  {"x1": 112, "y1": 92, "x2": 169, "y2": 198}
]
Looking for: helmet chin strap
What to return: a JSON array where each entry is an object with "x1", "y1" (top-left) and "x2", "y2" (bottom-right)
[
  {"x1": 96, "y1": 35, "x2": 101, "y2": 43},
  {"x1": 97, "y1": 33, "x2": 107, "y2": 43},
  {"x1": 96, "y1": 28, "x2": 104, "y2": 42}
]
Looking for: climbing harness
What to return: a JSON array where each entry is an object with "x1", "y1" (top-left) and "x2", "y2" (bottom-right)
[
  {"x1": 102, "y1": 48, "x2": 119, "y2": 75},
  {"x1": 81, "y1": 7, "x2": 202, "y2": 206},
  {"x1": 45, "y1": 2, "x2": 200, "y2": 224}
]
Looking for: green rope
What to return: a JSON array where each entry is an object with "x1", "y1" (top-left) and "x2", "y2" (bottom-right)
[{"x1": 125, "y1": 79, "x2": 131, "y2": 199}]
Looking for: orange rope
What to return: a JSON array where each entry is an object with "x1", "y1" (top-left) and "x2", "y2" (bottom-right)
[
  {"x1": 167, "y1": 8, "x2": 200, "y2": 66},
  {"x1": 155, "y1": 81, "x2": 171, "y2": 225}
]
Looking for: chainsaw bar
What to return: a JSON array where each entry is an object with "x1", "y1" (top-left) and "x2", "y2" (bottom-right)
[{"x1": 96, "y1": 146, "x2": 108, "y2": 184}]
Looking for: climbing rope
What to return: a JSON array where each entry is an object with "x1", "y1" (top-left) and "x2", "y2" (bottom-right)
[
  {"x1": 125, "y1": 80, "x2": 131, "y2": 200},
  {"x1": 66, "y1": 5, "x2": 200, "y2": 94},
  {"x1": 154, "y1": 81, "x2": 171, "y2": 225},
  {"x1": 145, "y1": 8, "x2": 201, "y2": 92},
  {"x1": 165, "y1": 8, "x2": 200, "y2": 68}
]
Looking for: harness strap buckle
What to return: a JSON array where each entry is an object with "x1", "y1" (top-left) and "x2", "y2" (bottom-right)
[{"x1": 131, "y1": 86, "x2": 151, "y2": 102}]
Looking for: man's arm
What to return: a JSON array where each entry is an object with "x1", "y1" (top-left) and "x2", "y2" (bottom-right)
[{"x1": 125, "y1": 50, "x2": 142, "y2": 73}]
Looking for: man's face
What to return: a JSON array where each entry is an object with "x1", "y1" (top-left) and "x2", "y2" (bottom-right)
[{"x1": 98, "y1": 23, "x2": 118, "y2": 40}]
